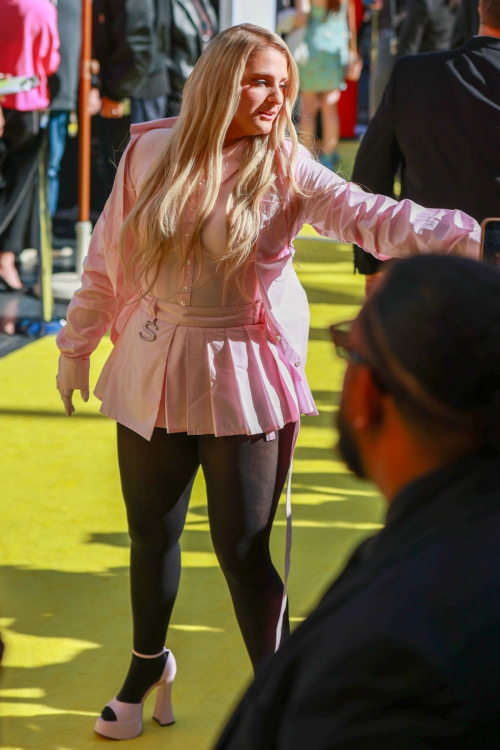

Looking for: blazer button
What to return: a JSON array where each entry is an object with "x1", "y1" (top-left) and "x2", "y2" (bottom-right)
[
  {"x1": 294, "y1": 361, "x2": 301, "y2": 367},
  {"x1": 275, "y1": 335, "x2": 281, "y2": 341}
]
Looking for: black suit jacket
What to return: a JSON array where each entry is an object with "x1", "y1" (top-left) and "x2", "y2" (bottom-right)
[
  {"x1": 168, "y1": 0, "x2": 218, "y2": 97},
  {"x1": 353, "y1": 36, "x2": 500, "y2": 274},
  {"x1": 93, "y1": 0, "x2": 172, "y2": 100},
  {"x1": 215, "y1": 453, "x2": 500, "y2": 748},
  {"x1": 397, "y1": 0, "x2": 457, "y2": 59}
]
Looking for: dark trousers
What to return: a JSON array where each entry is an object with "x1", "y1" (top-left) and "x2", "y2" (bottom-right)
[
  {"x1": 48, "y1": 111, "x2": 70, "y2": 217},
  {"x1": 117, "y1": 422, "x2": 295, "y2": 669},
  {"x1": 0, "y1": 110, "x2": 42, "y2": 256}
]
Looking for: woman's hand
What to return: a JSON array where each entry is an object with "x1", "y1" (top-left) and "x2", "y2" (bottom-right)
[
  {"x1": 101, "y1": 96, "x2": 125, "y2": 118},
  {"x1": 57, "y1": 381, "x2": 90, "y2": 417},
  {"x1": 88, "y1": 87, "x2": 102, "y2": 116}
]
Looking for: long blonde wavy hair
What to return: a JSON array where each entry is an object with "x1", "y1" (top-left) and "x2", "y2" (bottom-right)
[{"x1": 120, "y1": 23, "x2": 305, "y2": 296}]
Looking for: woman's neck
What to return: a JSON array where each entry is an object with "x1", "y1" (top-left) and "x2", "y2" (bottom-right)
[
  {"x1": 223, "y1": 133, "x2": 248, "y2": 148},
  {"x1": 479, "y1": 24, "x2": 500, "y2": 39},
  {"x1": 223, "y1": 134, "x2": 249, "y2": 150}
]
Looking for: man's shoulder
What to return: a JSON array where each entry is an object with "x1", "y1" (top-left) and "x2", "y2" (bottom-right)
[
  {"x1": 395, "y1": 38, "x2": 500, "y2": 78},
  {"x1": 395, "y1": 46, "x2": 462, "y2": 77}
]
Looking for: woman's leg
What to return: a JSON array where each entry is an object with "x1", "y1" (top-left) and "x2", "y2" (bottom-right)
[
  {"x1": 114, "y1": 424, "x2": 200, "y2": 703},
  {"x1": 200, "y1": 422, "x2": 296, "y2": 671},
  {"x1": 47, "y1": 111, "x2": 70, "y2": 217},
  {"x1": 299, "y1": 90, "x2": 320, "y2": 151},
  {"x1": 0, "y1": 111, "x2": 40, "y2": 289},
  {"x1": 319, "y1": 89, "x2": 341, "y2": 156}
]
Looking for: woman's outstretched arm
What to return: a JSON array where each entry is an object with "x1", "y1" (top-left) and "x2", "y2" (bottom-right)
[{"x1": 295, "y1": 156, "x2": 481, "y2": 261}]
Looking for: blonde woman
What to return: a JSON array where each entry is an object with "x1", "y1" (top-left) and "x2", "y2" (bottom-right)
[{"x1": 56, "y1": 23, "x2": 479, "y2": 741}]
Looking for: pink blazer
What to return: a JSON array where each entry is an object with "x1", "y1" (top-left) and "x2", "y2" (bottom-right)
[{"x1": 57, "y1": 117, "x2": 480, "y2": 434}]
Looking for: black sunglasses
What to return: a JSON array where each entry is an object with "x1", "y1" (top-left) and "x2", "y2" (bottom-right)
[
  {"x1": 330, "y1": 320, "x2": 392, "y2": 395},
  {"x1": 329, "y1": 321, "x2": 365, "y2": 365}
]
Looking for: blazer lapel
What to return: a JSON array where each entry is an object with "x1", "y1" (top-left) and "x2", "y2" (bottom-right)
[{"x1": 177, "y1": 0, "x2": 204, "y2": 36}]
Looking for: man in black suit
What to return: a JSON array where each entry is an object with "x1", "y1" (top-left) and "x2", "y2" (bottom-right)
[
  {"x1": 168, "y1": 0, "x2": 218, "y2": 105},
  {"x1": 93, "y1": 0, "x2": 173, "y2": 198},
  {"x1": 352, "y1": 0, "x2": 500, "y2": 281},
  {"x1": 215, "y1": 254, "x2": 500, "y2": 749}
]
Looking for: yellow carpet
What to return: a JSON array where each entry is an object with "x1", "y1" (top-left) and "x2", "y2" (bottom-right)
[{"x1": 0, "y1": 145, "x2": 385, "y2": 750}]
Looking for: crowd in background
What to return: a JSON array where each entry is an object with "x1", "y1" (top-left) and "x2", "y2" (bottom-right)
[
  {"x1": 0, "y1": 0, "x2": 218, "y2": 293},
  {"x1": 0, "y1": 0, "x2": 483, "y2": 296}
]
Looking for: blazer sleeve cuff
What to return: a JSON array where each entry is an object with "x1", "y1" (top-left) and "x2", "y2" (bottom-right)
[{"x1": 57, "y1": 355, "x2": 90, "y2": 391}]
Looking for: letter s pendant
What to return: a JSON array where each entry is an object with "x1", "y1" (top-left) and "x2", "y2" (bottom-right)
[{"x1": 139, "y1": 319, "x2": 158, "y2": 342}]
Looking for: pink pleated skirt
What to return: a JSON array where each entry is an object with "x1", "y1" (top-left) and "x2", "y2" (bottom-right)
[{"x1": 95, "y1": 297, "x2": 303, "y2": 440}]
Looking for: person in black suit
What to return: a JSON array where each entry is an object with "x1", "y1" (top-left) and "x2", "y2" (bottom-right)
[
  {"x1": 396, "y1": 0, "x2": 458, "y2": 59},
  {"x1": 93, "y1": 0, "x2": 172, "y2": 121},
  {"x1": 352, "y1": 0, "x2": 500, "y2": 282},
  {"x1": 92, "y1": 0, "x2": 217, "y2": 198},
  {"x1": 215, "y1": 254, "x2": 500, "y2": 749},
  {"x1": 92, "y1": 0, "x2": 174, "y2": 198},
  {"x1": 168, "y1": 0, "x2": 218, "y2": 105}
]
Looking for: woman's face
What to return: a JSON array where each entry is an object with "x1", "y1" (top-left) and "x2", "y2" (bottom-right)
[{"x1": 225, "y1": 47, "x2": 289, "y2": 144}]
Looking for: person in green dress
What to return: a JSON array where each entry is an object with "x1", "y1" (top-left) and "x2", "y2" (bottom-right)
[{"x1": 296, "y1": 0, "x2": 359, "y2": 169}]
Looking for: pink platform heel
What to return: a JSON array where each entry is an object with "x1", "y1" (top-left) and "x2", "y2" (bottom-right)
[{"x1": 94, "y1": 648, "x2": 177, "y2": 740}]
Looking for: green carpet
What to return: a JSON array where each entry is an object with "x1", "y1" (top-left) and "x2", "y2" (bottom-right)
[{"x1": 0, "y1": 143, "x2": 386, "y2": 750}]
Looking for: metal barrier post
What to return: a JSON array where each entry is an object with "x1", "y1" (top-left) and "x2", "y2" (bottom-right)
[
  {"x1": 38, "y1": 129, "x2": 53, "y2": 323},
  {"x1": 51, "y1": 0, "x2": 93, "y2": 301}
]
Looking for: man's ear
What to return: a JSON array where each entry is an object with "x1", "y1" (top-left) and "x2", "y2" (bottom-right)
[{"x1": 350, "y1": 365, "x2": 385, "y2": 431}]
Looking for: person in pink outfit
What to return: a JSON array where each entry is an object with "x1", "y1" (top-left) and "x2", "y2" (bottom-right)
[
  {"x1": 0, "y1": 0, "x2": 60, "y2": 290},
  {"x1": 56, "y1": 23, "x2": 480, "y2": 741}
]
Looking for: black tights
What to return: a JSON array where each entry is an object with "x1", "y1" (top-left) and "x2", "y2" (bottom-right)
[{"x1": 116, "y1": 422, "x2": 294, "y2": 688}]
